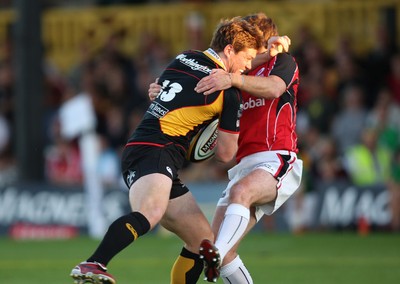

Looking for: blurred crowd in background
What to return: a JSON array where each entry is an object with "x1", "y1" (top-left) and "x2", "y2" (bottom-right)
[
  {"x1": 0, "y1": 1, "x2": 400, "y2": 231},
  {"x1": 0, "y1": 0, "x2": 257, "y2": 9}
]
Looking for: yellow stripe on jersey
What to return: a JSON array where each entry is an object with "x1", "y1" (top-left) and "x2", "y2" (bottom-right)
[{"x1": 159, "y1": 91, "x2": 224, "y2": 136}]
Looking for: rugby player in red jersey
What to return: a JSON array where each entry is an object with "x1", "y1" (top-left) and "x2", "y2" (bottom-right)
[{"x1": 195, "y1": 13, "x2": 302, "y2": 284}]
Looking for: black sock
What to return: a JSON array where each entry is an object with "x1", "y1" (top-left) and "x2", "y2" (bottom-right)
[{"x1": 87, "y1": 212, "x2": 150, "y2": 265}]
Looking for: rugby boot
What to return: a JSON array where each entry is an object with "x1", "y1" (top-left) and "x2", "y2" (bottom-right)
[
  {"x1": 199, "y1": 239, "x2": 221, "y2": 283},
  {"x1": 70, "y1": 261, "x2": 116, "y2": 284}
]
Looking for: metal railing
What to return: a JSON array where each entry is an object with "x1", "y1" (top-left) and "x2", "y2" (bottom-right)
[{"x1": 0, "y1": 0, "x2": 398, "y2": 73}]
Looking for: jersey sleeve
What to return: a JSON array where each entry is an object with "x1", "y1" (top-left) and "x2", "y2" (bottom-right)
[
  {"x1": 269, "y1": 53, "x2": 298, "y2": 87},
  {"x1": 218, "y1": 87, "x2": 242, "y2": 133}
]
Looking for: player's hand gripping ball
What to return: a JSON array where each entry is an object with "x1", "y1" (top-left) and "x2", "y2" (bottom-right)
[{"x1": 187, "y1": 118, "x2": 219, "y2": 162}]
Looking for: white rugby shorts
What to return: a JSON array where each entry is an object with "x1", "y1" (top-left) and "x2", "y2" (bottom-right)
[{"x1": 217, "y1": 150, "x2": 303, "y2": 221}]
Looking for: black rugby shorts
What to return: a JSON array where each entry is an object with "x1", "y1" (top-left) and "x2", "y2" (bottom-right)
[{"x1": 121, "y1": 143, "x2": 189, "y2": 199}]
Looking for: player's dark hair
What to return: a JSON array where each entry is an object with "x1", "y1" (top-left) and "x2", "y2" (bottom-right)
[{"x1": 243, "y1": 13, "x2": 278, "y2": 48}]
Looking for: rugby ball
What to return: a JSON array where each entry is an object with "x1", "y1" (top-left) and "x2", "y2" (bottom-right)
[{"x1": 187, "y1": 119, "x2": 219, "y2": 162}]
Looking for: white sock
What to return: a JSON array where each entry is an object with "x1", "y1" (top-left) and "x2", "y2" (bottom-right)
[
  {"x1": 215, "y1": 203, "x2": 250, "y2": 260},
  {"x1": 220, "y1": 255, "x2": 253, "y2": 284}
]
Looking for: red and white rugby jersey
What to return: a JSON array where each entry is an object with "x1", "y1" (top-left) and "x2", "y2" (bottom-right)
[{"x1": 236, "y1": 53, "x2": 300, "y2": 162}]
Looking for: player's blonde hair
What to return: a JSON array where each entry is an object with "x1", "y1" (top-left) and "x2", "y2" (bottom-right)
[{"x1": 210, "y1": 17, "x2": 263, "y2": 53}]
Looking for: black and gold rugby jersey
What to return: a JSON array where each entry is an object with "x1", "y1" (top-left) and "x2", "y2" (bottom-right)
[{"x1": 128, "y1": 49, "x2": 242, "y2": 152}]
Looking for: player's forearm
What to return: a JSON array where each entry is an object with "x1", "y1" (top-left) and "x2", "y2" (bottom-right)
[{"x1": 230, "y1": 73, "x2": 285, "y2": 99}]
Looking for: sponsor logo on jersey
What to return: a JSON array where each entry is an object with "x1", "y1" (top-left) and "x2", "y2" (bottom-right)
[
  {"x1": 176, "y1": 54, "x2": 211, "y2": 74},
  {"x1": 242, "y1": 97, "x2": 265, "y2": 110},
  {"x1": 238, "y1": 103, "x2": 243, "y2": 116},
  {"x1": 147, "y1": 102, "x2": 169, "y2": 118},
  {"x1": 236, "y1": 104, "x2": 243, "y2": 127}
]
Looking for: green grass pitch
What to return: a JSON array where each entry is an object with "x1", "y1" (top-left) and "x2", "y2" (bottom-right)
[{"x1": 0, "y1": 231, "x2": 399, "y2": 283}]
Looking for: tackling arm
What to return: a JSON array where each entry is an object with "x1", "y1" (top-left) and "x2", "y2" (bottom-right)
[
  {"x1": 230, "y1": 73, "x2": 286, "y2": 99},
  {"x1": 195, "y1": 35, "x2": 291, "y2": 98},
  {"x1": 214, "y1": 130, "x2": 238, "y2": 163}
]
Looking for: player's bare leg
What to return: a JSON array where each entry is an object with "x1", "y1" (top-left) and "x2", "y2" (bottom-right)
[{"x1": 162, "y1": 192, "x2": 213, "y2": 283}]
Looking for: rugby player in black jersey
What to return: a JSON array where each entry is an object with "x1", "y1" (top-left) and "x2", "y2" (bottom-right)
[{"x1": 70, "y1": 16, "x2": 263, "y2": 284}]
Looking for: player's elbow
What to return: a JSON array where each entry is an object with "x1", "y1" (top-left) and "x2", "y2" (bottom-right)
[
  {"x1": 266, "y1": 90, "x2": 281, "y2": 99},
  {"x1": 262, "y1": 76, "x2": 286, "y2": 99},
  {"x1": 214, "y1": 145, "x2": 237, "y2": 163},
  {"x1": 214, "y1": 152, "x2": 235, "y2": 163},
  {"x1": 214, "y1": 131, "x2": 238, "y2": 163}
]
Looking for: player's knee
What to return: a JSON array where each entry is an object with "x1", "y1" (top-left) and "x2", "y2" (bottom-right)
[
  {"x1": 185, "y1": 230, "x2": 214, "y2": 253},
  {"x1": 229, "y1": 184, "x2": 252, "y2": 206},
  {"x1": 141, "y1": 207, "x2": 166, "y2": 229}
]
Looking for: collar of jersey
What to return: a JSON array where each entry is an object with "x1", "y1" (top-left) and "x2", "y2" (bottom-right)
[{"x1": 203, "y1": 48, "x2": 227, "y2": 70}]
